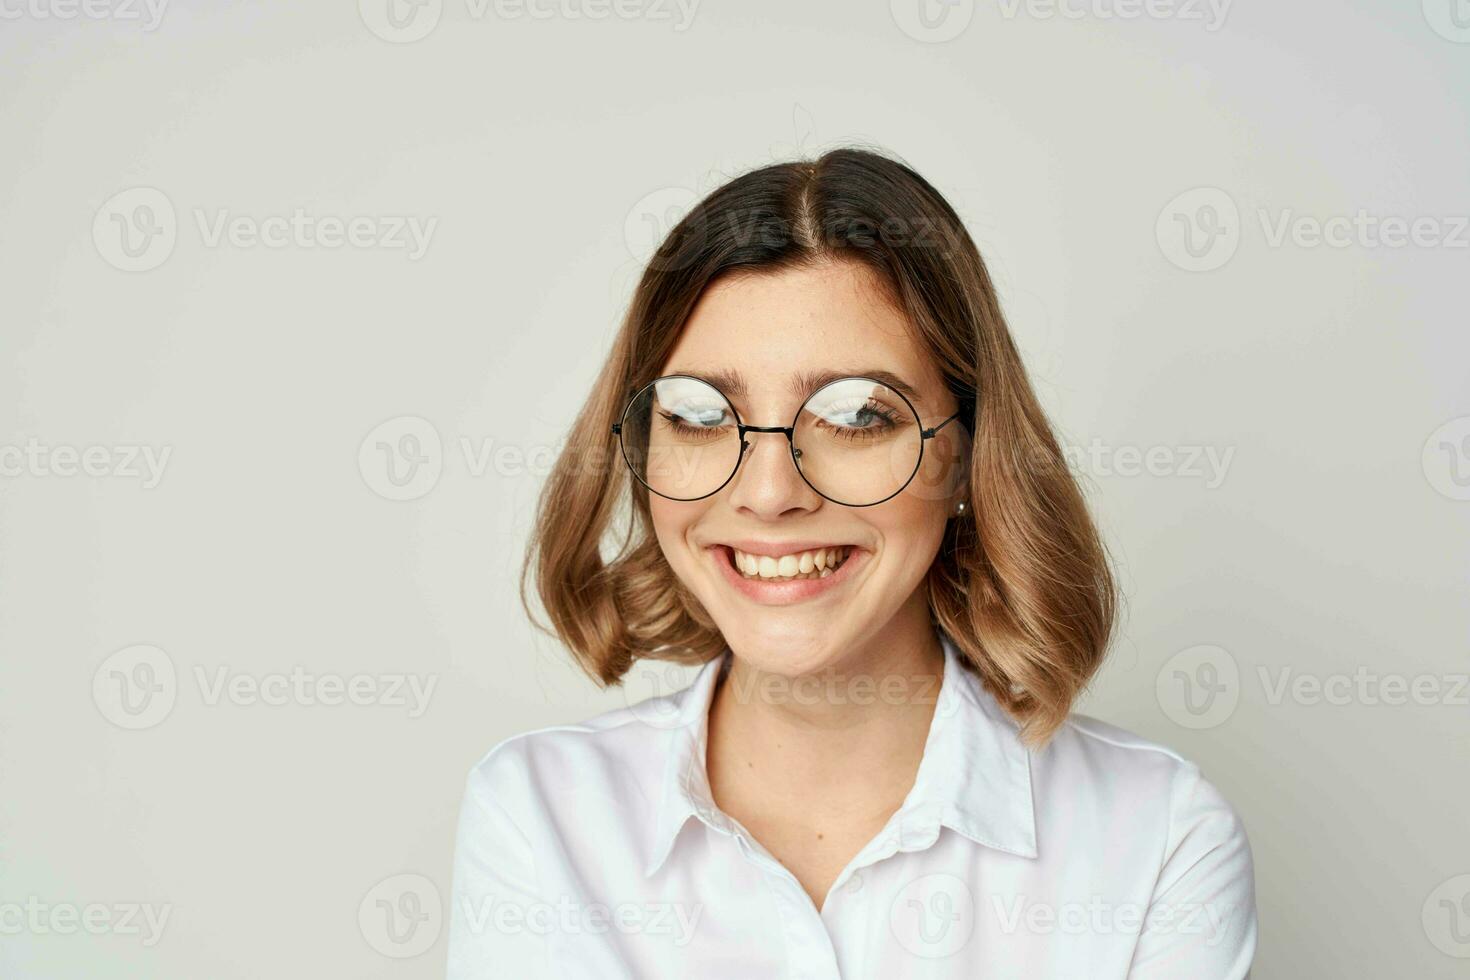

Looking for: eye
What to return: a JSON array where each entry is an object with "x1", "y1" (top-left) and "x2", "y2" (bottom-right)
[
  {"x1": 816, "y1": 398, "x2": 905, "y2": 439},
  {"x1": 663, "y1": 403, "x2": 730, "y2": 426},
  {"x1": 649, "y1": 377, "x2": 736, "y2": 436},
  {"x1": 657, "y1": 403, "x2": 734, "y2": 440}
]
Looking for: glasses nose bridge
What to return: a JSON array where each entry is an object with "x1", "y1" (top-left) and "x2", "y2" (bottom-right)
[
  {"x1": 739, "y1": 422, "x2": 794, "y2": 441},
  {"x1": 737, "y1": 423, "x2": 797, "y2": 457},
  {"x1": 734, "y1": 423, "x2": 802, "y2": 474}
]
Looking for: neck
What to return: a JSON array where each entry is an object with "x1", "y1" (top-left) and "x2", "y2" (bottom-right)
[{"x1": 707, "y1": 602, "x2": 946, "y2": 804}]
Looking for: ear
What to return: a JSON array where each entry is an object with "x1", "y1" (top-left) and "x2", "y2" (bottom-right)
[
  {"x1": 949, "y1": 426, "x2": 972, "y2": 511},
  {"x1": 945, "y1": 467, "x2": 971, "y2": 519}
]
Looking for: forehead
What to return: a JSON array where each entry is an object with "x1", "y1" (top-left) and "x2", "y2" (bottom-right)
[{"x1": 661, "y1": 259, "x2": 945, "y2": 405}]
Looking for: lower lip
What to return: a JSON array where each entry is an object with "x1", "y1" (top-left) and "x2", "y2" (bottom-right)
[{"x1": 710, "y1": 546, "x2": 865, "y2": 606}]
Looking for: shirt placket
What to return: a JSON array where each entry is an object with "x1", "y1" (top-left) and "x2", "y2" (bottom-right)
[{"x1": 700, "y1": 805, "x2": 844, "y2": 980}]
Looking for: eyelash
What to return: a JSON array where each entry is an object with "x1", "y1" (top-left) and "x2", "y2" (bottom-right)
[{"x1": 658, "y1": 410, "x2": 729, "y2": 441}]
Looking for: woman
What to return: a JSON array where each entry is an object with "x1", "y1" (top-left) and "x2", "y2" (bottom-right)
[{"x1": 447, "y1": 148, "x2": 1256, "y2": 978}]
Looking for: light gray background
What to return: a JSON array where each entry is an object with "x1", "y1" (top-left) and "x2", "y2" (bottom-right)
[{"x1": 2, "y1": 0, "x2": 1467, "y2": 977}]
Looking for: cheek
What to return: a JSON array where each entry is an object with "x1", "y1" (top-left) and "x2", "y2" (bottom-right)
[
  {"x1": 648, "y1": 497, "x2": 703, "y2": 573},
  {"x1": 876, "y1": 494, "x2": 949, "y2": 577},
  {"x1": 648, "y1": 497, "x2": 680, "y2": 550}
]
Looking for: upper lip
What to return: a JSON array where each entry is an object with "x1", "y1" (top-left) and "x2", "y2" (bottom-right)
[{"x1": 712, "y1": 540, "x2": 858, "y2": 558}]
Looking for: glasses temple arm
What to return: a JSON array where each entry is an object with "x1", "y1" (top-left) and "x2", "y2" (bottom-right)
[{"x1": 921, "y1": 410, "x2": 964, "y2": 440}]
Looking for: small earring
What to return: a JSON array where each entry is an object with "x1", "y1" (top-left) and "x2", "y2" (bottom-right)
[{"x1": 953, "y1": 501, "x2": 967, "y2": 517}]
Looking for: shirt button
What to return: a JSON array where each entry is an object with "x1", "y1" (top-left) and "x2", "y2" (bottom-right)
[{"x1": 846, "y1": 872, "x2": 864, "y2": 894}]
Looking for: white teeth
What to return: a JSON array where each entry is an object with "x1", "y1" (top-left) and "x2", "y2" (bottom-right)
[{"x1": 730, "y1": 546, "x2": 850, "y2": 581}]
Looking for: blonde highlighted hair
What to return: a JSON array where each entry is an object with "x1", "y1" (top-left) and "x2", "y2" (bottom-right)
[{"x1": 521, "y1": 147, "x2": 1115, "y2": 746}]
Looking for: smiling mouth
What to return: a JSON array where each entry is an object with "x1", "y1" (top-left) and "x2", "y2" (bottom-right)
[{"x1": 725, "y1": 545, "x2": 854, "y2": 581}]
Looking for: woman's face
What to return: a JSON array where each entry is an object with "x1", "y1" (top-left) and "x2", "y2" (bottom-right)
[{"x1": 649, "y1": 258, "x2": 970, "y2": 677}]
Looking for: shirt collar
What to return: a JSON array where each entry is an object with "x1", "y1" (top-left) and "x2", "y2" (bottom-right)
[{"x1": 642, "y1": 628, "x2": 1037, "y2": 877}]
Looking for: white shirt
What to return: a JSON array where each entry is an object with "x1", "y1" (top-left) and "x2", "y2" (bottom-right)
[{"x1": 447, "y1": 630, "x2": 1257, "y2": 978}]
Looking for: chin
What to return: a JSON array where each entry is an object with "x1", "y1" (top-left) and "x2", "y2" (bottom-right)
[{"x1": 714, "y1": 617, "x2": 854, "y2": 677}]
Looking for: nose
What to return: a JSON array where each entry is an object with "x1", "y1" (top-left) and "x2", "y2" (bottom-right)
[{"x1": 724, "y1": 428, "x2": 821, "y2": 518}]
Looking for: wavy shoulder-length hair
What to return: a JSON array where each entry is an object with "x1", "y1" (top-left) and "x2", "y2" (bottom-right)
[{"x1": 521, "y1": 146, "x2": 1115, "y2": 746}]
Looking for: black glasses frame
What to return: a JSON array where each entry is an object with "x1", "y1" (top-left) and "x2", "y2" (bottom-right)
[{"x1": 611, "y1": 373, "x2": 965, "y2": 507}]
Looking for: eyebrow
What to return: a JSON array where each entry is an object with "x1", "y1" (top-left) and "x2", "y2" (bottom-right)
[{"x1": 670, "y1": 367, "x2": 925, "y2": 406}]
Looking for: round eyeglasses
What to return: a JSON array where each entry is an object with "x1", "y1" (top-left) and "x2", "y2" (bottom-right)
[{"x1": 611, "y1": 374, "x2": 964, "y2": 507}]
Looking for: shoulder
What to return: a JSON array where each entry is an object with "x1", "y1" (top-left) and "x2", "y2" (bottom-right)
[
  {"x1": 458, "y1": 690, "x2": 682, "y2": 829},
  {"x1": 1038, "y1": 711, "x2": 1253, "y2": 866},
  {"x1": 1045, "y1": 712, "x2": 1237, "y2": 801}
]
